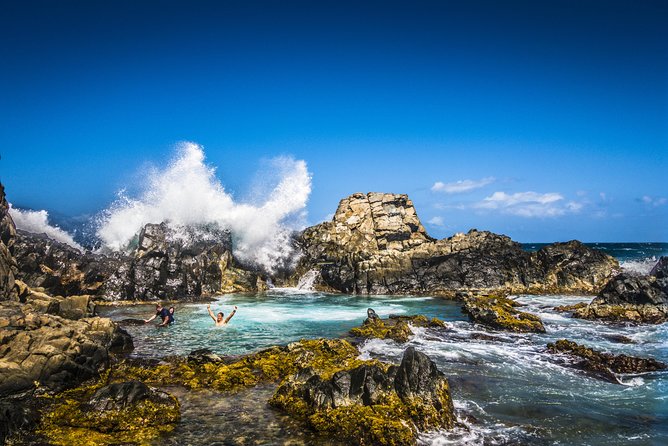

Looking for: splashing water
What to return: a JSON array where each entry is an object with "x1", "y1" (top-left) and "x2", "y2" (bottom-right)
[
  {"x1": 9, "y1": 206, "x2": 83, "y2": 251},
  {"x1": 297, "y1": 270, "x2": 320, "y2": 291},
  {"x1": 95, "y1": 142, "x2": 311, "y2": 272}
]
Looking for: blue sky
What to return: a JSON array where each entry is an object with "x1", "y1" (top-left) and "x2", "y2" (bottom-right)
[{"x1": 1, "y1": 0, "x2": 666, "y2": 242}]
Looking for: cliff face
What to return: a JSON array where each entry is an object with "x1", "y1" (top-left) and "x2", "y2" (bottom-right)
[
  {"x1": 0, "y1": 184, "x2": 18, "y2": 301},
  {"x1": 296, "y1": 192, "x2": 618, "y2": 296}
]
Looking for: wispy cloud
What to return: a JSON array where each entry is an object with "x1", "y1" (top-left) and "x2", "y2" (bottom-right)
[
  {"x1": 640, "y1": 195, "x2": 667, "y2": 207},
  {"x1": 431, "y1": 177, "x2": 495, "y2": 194},
  {"x1": 473, "y1": 191, "x2": 583, "y2": 218},
  {"x1": 427, "y1": 216, "x2": 445, "y2": 227}
]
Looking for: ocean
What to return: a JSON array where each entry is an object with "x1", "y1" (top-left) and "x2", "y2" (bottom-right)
[{"x1": 99, "y1": 243, "x2": 668, "y2": 445}]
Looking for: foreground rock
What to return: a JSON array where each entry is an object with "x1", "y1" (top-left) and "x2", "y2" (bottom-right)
[
  {"x1": 547, "y1": 339, "x2": 666, "y2": 383},
  {"x1": 37, "y1": 380, "x2": 179, "y2": 445},
  {"x1": 270, "y1": 347, "x2": 456, "y2": 446},
  {"x1": 295, "y1": 192, "x2": 618, "y2": 296},
  {"x1": 462, "y1": 295, "x2": 546, "y2": 333},
  {"x1": 350, "y1": 310, "x2": 446, "y2": 343},
  {"x1": 573, "y1": 257, "x2": 668, "y2": 324}
]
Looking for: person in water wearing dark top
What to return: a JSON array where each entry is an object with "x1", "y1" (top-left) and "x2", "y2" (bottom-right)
[
  {"x1": 159, "y1": 306, "x2": 175, "y2": 327},
  {"x1": 144, "y1": 303, "x2": 169, "y2": 324},
  {"x1": 207, "y1": 304, "x2": 237, "y2": 326}
]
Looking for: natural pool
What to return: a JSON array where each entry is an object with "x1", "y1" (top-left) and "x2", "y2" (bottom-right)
[{"x1": 98, "y1": 291, "x2": 668, "y2": 446}]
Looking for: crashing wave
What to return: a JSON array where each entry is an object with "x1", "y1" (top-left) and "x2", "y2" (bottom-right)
[
  {"x1": 95, "y1": 142, "x2": 312, "y2": 273},
  {"x1": 9, "y1": 207, "x2": 84, "y2": 251}
]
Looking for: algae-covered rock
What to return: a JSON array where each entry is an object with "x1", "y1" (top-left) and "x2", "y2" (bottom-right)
[
  {"x1": 350, "y1": 311, "x2": 446, "y2": 343},
  {"x1": 547, "y1": 339, "x2": 666, "y2": 383},
  {"x1": 270, "y1": 347, "x2": 455, "y2": 446},
  {"x1": 461, "y1": 295, "x2": 545, "y2": 333},
  {"x1": 113, "y1": 338, "x2": 362, "y2": 392},
  {"x1": 37, "y1": 379, "x2": 179, "y2": 445}
]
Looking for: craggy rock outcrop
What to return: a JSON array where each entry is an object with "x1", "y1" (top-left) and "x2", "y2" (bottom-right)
[
  {"x1": 462, "y1": 295, "x2": 546, "y2": 333},
  {"x1": 0, "y1": 301, "x2": 133, "y2": 397},
  {"x1": 0, "y1": 183, "x2": 18, "y2": 301},
  {"x1": 37, "y1": 379, "x2": 179, "y2": 445},
  {"x1": 14, "y1": 221, "x2": 266, "y2": 301},
  {"x1": 547, "y1": 339, "x2": 666, "y2": 383},
  {"x1": 350, "y1": 311, "x2": 446, "y2": 343},
  {"x1": 270, "y1": 347, "x2": 455, "y2": 446},
  {"x1": 296, "y1": 192, "x2": 618, "y2": 296},
  {"x1": 573, "y1": 257, "x2": 668, "y2": 324}
]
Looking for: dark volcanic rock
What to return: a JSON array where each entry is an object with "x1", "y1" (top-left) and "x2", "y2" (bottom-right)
[
  {"x1": 295, "y1": 192, "x2": 618, "y2": 295},
  {"x1": 271, "y1": 346, "x2": 455, "y2": 445},
  {"x1": 187, "y1": 348, "x2": 224, "y2": 364},
  {"x1": 88, "y1": 380, "x2": 174, "y2": 411},
  {"x1": 573, "y1": 257, "x2": 668, "y2": 324},
  {"x1": 349, "y1": 312, "x2": 446, "y2": 342},
  {"x1": 547, "y1": 339, "x2": 666, "y2": 383},
  {"x1": 0, "y1": 183, "x2": 18, "y2": 301}
]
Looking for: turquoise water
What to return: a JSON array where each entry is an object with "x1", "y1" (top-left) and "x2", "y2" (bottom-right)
[{"x1": 97, "y1": 245, "x2": 668, "y2": 445}]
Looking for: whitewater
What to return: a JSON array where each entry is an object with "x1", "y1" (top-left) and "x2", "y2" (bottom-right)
[{"x1": 10, "y1": 142, "x2": 312, "y2": 273}]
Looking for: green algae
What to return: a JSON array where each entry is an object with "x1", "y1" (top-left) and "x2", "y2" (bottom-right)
[
  {"x1": 350, "y1": 315, "x2": 447, "y2": 343},
  {"x1": 462, "y1": 295, "x2": 546, "y2": 333}
]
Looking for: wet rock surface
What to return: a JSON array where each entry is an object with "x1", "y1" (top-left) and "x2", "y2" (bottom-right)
[
  {"x1": 349, "y1": 311, "x2": 446, "y2": 343},
  {"x1": 573, "y1": 257, "x2": 668, "y2": 324},
  {"x1": 295, "y1": 192, "x2": 618, "y2": 295},
  {"x1": 462, "y1": 295, "x2": 546, "y2": 333},
  {"x1": 547, "y1": 339, "x2": 666, "y2": 383},
  {"x1": 270, "y1": 346, "x2": 456, "y2": 446}
]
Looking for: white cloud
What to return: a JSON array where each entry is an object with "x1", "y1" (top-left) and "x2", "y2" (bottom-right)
[
  {"x1": 427, "y1": 216, "x2": 445, "y2": 227},
  {"x1": 473, "y1": 191, "x2": 582, "y2": 218},
  {"x1": 641, "y1": 195, "x2": 667, "y2": 207},
  {"x1": 431, "y1": 177, "x2": 495, "y2": 194}
]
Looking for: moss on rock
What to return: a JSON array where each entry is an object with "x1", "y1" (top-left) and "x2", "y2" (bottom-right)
[
  {"x1": 350, "y1": 314, "x2": 447, "y2": 343},
  {"x1": 461, "y1": 295, "x2": 545, "y2": 333}
]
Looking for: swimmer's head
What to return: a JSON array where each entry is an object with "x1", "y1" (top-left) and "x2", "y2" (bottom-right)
[{"x1": 217, "y1": 312, "x2": 224, "y2": 322}]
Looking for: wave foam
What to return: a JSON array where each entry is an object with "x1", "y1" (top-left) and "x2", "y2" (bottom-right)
[
  {"x1": 620, "y1": 257, "x2": 658, "y2": 276},
  {"x1": 95, "y1": 142, "x2": 311, "y2": 272},
  {"x1": 9, "y1": 207, "x2": 83, "y2": 251}
]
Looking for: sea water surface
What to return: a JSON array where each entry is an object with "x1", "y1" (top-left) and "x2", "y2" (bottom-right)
[{"x1": 98, "y1": 243, "x2": 668, "y2": 445}]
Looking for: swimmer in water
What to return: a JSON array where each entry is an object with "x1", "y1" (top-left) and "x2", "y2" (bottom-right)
[
  {"x1": 159, "y1": 306, "x2": 175, "y2": 327},
  {"x1": 207, "y1": 304, "x2": 237, "y2": 326}
]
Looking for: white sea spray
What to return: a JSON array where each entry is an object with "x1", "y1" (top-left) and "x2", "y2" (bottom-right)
[
  {"x1": 9, "y1": 206, "x2": 83, "y2": 251},
  {"x1": 95, "y1": 142, "x2": 312, "y2": 272}
]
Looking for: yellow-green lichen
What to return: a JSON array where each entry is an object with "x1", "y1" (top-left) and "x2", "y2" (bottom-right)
[
  {"x1": 463, "y1": 295, "x2": 546, "y2": 333},
  {"x1": 350, "y1": 315, "x2": 446, "y2": 343}
]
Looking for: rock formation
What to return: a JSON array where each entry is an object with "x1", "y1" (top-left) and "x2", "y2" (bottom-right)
[
  {"x1": 547, "y1": 339, "x2": 666, "y2": 383},
  {"x1": 573, "y1": 256, "x2": 668, "y2": 324},
  {"x1": 349, "y1": 312, "x2": 447, "y2": 343},
  {"x1": 296, "y1": 192, "x2": 618, "y2": 295},
  {"x1": 462, "y1": 294, "x2": 546, "y2": 333},
  {"x1": 0, "y1": 183, "x2": 18, "y2": 301},
  {"x1": 270, "y1": 346, "x2": 455, "y2": 445},
  {"x1": 14, "y1": 221, "x2": 266, "y2": 301}
]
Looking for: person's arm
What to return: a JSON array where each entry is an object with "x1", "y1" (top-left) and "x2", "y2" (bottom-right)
[
  {"x1": 224, "y1": 306, "x2": 238, "y2": 324},
  {"x1": 144, "y1": 313, "x2": 157, "y2": 323},
  {"x1": 159, "y1": 314, "x2": 169, "y2": 327},
  {"x1": 207, "y1": 304, "x2": 217, "y2": 322}
]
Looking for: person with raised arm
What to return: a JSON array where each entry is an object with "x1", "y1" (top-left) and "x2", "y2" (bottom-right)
[{"x1": 207, "y1": 304, "x2": 237, "y2": 326}]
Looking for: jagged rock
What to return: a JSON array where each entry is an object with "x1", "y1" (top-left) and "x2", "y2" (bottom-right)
[
  {"x1": 547, "y1": 339, "x2": 666, "y2": 383},
  {"x1": 0, "y1": 183, "x2": 18, "y2": 301},
  {"x1": 0, "y1": 303, "x2": 133, "y2": 396},
  {"x1": 295, "y1": 192, "x2": 618, "y2": 295},
  {"x1": 573, "y1": 258, "x2": 668, "y2": 324},
  {"x1": 350, "y1": 312, "x2": 446, "y2": 342},
  {"x1": 187, "y1": 348, "x2": 224, "y2": 365},
  {"x1": 270, "y1": 347, "x2": 455, "y2": 446},
  {"x1": 462, "y1": 295, "x2": 546, "y2": 333},
  {"x1": 87, "y1": 380, "x2": 174, "y2": 411}
]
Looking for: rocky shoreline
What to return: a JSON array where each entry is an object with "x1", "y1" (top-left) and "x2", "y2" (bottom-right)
[{"x1": 2, "y1": 183, "x2": 667, "y2": 444}]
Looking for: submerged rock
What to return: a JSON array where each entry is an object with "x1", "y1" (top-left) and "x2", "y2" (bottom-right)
[
  {"x1": 295, "y1": 192, "x2": 617, "y2": 296},
  {"x1": 270, "y1": 347, "x2": 456, "y2": 446},
  {"x1": 350, "y1": 311, "x2": 446, "y2": 343},
  {"x1": 547, "y1": 339, "x2": 666, "y2": 383},
  {"x1": 573, "y1": 257, "x2": 668, "y2": 324},
  {"x1": 461, "y1": 295, "x2": 546, "y2": 333}
]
